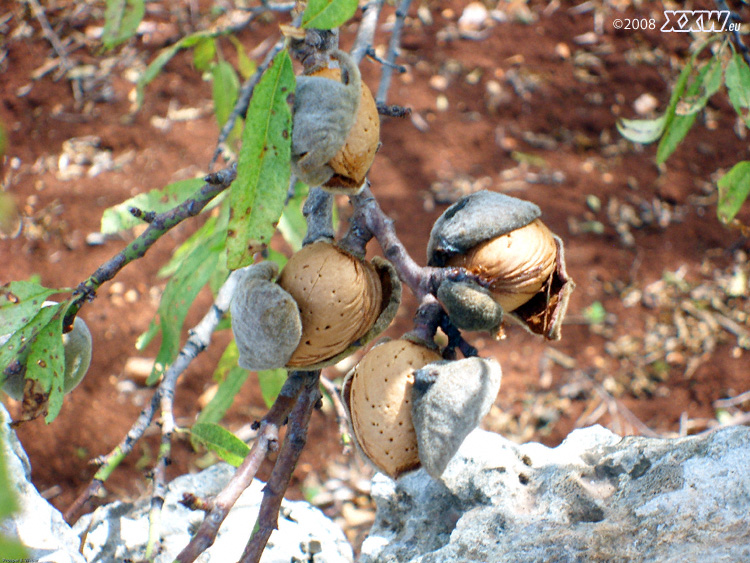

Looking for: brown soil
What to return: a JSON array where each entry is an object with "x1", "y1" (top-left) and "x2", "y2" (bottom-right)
[{"x1": 1, "y1": 0, "x2": 748, "y2": 548}]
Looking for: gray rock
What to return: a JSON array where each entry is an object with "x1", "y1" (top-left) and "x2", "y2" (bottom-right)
[
  {"x1": 74, "y1": 462, "x2": 353, "y2": 563},
  {"x1": 0, "y1": 404, "x2": 87, "y2": 563},
  {"x1": 361, "y1": 425, "x2": 750, "y2": 563}
]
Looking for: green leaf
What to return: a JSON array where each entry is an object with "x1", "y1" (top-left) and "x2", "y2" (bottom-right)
[
  {"x1": 717, "y1": 161, "x2": 750, "y2": 223},
  {"x1": 656, "y1": 57, "x2": 714, "y2": 164},
  {"x1": 212, "y1": 61, "x2": 240, "y2": 128},
  {"x1": 726, "y1": 53, "x2": 750, "y2": 123},
  {"x1": 157, "y1": 215, "x2": 219, "y2": 279},
  {"x1": 136, "y1": 31, "x2": 216, "y2": 108},
  {"x1": 277, "y1": 182, "x2": 309, "y2": 252},
  {"x1": 675, "y1": 57, "x2": 723, "y2": 116},
  {"x1": 193, "y1": 37, "x2": 217, "y2": 71},
  {"x1": 101, "y1": 178, "x2": 205, "y2": 234},
  {"x1": 227, "y1": 50, "x2": 295, "y2": 269},
  {"x1": 656, "y1": 113, "x2": 697, "y2": 164},
  {"x1": 1, "y1": 305, "x2": 59, "y2": 380},
  {"x1": 0, "y1": 282, "x2": 61, "y2": 335},
  {"x1": 302, "y1": 0, "x2": 358, "y2": 29},
  {"x1": 196, "y1": 363, "x2": 248, "y2": 426},
  {"x1": 147, "y1": 232, "x2": 223, "y2": 384},
  {"x1": 190, "y1": 422, "x2": 250, "y2": 467},
  {"x1": 0, "y1": 536, "x2": 27, "y2": 559},
  {"x1": 192, "y1": 363, "x2": 248, "y2": 449},
  {"x1": 616, "y1": 115, "x2": 667, "y2": 144},
  {"x1": 25, "y1": 311, "x2": 66, "y2": 423},
  {"x1": 230, "y1": 35, "x2": 256, "y2": 79},
  {"x1": 258, "y1": 368, "x2": 287, "y2": 408},
  {"x1": 102, "y1": 0, "x2": 145, "y2": 49}
]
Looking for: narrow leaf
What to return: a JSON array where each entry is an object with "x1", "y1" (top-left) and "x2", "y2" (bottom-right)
[
  {"x1": 258, "y1": 369, "x2": 287, "y2": 408},
  {"x1": 227, "y1": 50, "x2": 294, "y2": 269},
  {"x1": 657, "y1": 57, "x2": 714, "y2": 164},
  {"x1": 302, "y1": 0, "x2": 358, "y2": 29},
  {"x1": 0, "y1": 282, "x2": 61, "y2": 335},
  {"x1": 616, "y1": 115, "x2": 667, "y2": 144},
  {"x1": 136, "y1": 31, "x2": 215, "y2": 108},
  {"x1": 193, "y1": 37, "x2": 216, "y2": 71},
  {"x1": 717, "y1": 161, "x2": 750, "y2": 224},
  {"x1": 656, "y1": 113, "x2": 698, "y2": 164},
  {"x1": 147, "y1": 232, "x2": 223, "y2": 384},
  {"x1": 157, "y1": 215, "x2": 219, "y2": 279},
  {"x1": 102, "y1": 0, "x2": 145, "y2": 49},
  {"x1": 101, "y1": 178, "x2": 205, "y2": 234},
  {"x1": 190, "y1": 422, "x2": 250, "y2": 467},
  {"x1": 196, "y1": 367, "x2": 249, "y2": 427},
  {"x1": 212, "y1": 61, "x2": 240, "y2": 128},
  {"x1": 277, "y1": 181, "x2": 309, "y2": 252},
  {"x1": 726, "y1": 53, "x2": 750, "y2": 113},
  {"x1": 230, "y1": 35, "x2": 256, "y2": 79}
]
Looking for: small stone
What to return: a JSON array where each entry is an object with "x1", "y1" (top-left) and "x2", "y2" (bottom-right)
[{"x1": 633, "y1": 93, "x2": 659, "y2": 115}]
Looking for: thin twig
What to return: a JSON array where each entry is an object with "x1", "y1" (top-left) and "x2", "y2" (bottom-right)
[
  {"x1": 26, "y1": 0, "x2": 72, "y2": 76},
  {"x1": 376, "y1": 0, "x2": 413, "y2": 104},
  {"x1": 175, "y1": 372, "x2": 309, "y2": 563},
  {"x1": 63, "y1": 165, "x2": 236, "y2": 330},
  {"x1": 350, "y1": 0, "x2": 386, "y2": 64},
  {"x1": 239, "y1": 371, "x2": 321, "y2": 563},
  {"x1": 714, "y1": 389, "x2": 750, "y2": 409},
  {"x1": 319, "y1": 375, "x2": 352, "y2": 454},
  {"x1": 347, "y1": 184, "x2": 434, "y2": 298}
]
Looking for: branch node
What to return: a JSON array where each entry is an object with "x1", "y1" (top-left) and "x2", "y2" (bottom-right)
[
  {"x1": 129, "y1": 207, "x2": 157, "y2": 223},
  {"x1": 376, "y1": 102, "x2": 412, "y2": 117}
]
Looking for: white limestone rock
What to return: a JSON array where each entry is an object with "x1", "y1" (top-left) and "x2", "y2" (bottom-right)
[
  {"x1": 0, "y1": 404, "x2": 87, "y2": 563},
  {"x1": 73, "y1": 462, "x2": 353, "y2": 563},
  {"x1": 361, "y1": 425, "x2": 750, "y2": 563}
]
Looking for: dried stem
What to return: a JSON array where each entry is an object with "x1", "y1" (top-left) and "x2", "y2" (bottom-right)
[
  {"x1": 26, "y1": 0, "x2": 72, "y2": 76},
  {"x1": 239, "y1": 371, "x2": 321, "y2": 563},
  {"x1": 174, "y1": 372, "x2": 311, "y2": 563},
  {"x1": 319, "y1": 375, "x2": 352, "y2": 454}
]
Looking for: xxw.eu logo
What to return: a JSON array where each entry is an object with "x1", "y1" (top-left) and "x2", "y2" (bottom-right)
[{"x1": 661, "y1": 10, "x2": 739, "y2": 32}]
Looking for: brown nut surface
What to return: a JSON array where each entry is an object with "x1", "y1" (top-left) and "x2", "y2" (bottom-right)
[
  {"x1": 277, "y1": 241, "x2": 384, "y2": 368},
  {"x1": 447, "y1": 218, "x2": 557, "y2": 313},
  {"x1": 342, "y1": 339, "x2": 443, "y2": 479},
  {"x1": 310, "y1": 67, "x2": 380, "y2": 194}
]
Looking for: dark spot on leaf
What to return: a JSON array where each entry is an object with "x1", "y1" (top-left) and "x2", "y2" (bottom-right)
[
  {"x1": 37, "y1": 359, "x2": 47, "y2": 368},
  {"x1": 6, "y1": 292, "x2": 19, "y2": 303}
]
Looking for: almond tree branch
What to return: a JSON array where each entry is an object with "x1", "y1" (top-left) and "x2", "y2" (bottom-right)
[
  {"x1": 174, "y1": 371, "x2": 310, "y2": 563},
  {"x1": 376, "y1": 0, "x2": 413, "y2": 104},
  {"x1": 350, "y1": 0, "x2": 386, "y2": 64},
  {"x1": 63, "y1": 165, "x2": 236, "y2": 330},
  {"x1": 239, "y1": 370, "x2": 321, "y2": 563}
]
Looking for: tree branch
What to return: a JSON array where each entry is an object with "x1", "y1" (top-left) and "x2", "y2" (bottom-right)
[
  {"x1": 63, "y1": 165, "x2": 236, "y2": 330},
  {"x1": 174, "y1": 371, "x2": 310, "y2": 563},
  {"x1": 376, "y1": 0, "x2": 413, "y2": 104},
  {"x1": 239, "y1": 370, "x2": 321, "y2": 563}
]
